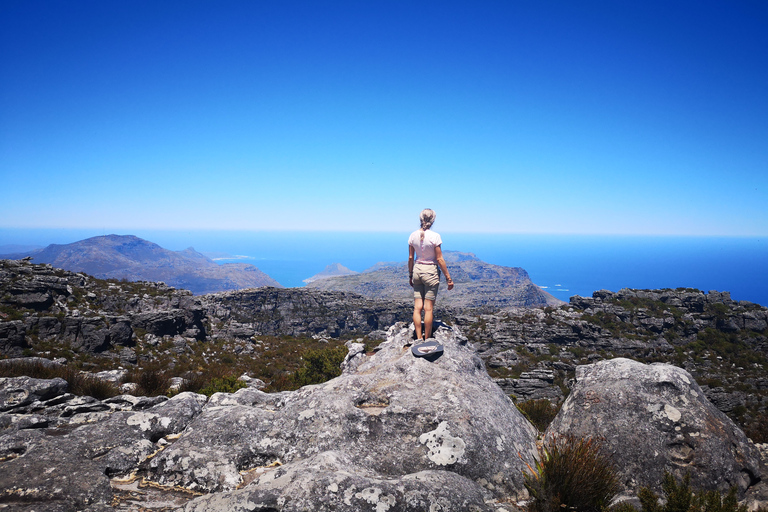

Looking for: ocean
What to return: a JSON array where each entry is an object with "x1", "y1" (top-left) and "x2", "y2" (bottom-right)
[{"x1": 1, "y1": 229, "x2": 766, "y2": 306}]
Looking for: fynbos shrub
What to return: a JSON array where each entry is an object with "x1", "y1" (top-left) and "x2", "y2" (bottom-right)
[
  {"x1": 524, "y1": 434, "x2": 620, "y2": 512},
  {"x1": 638, "y1": 472, "x2": 749, "y2": 512},
  {"x1": 292, "y1": 345, "x2": 348, "y2": 388},
  {"x1": 198, "y1": 375, "x2": 246, "y2": 397},
  {"x1": 517, "y1": 399, "x2": 561, "y2": 433}
]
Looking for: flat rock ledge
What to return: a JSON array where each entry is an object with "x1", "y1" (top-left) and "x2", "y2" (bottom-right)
[{"x1": 0, "y1": 323, "x2": 539, "y2": 512}]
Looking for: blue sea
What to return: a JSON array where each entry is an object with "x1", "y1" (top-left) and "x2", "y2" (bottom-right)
[{"x1": 1, "y1": 229, "x2": 766, "y2": 307}]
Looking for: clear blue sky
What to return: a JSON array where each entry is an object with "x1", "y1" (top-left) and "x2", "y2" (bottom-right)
[{"x1": 2, "y1": 0, "x2": 767, "y2": 236}]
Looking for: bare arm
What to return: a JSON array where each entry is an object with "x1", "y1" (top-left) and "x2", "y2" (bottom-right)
[
  {"x1": 434, "y1": 245, "x2": 454, "y2": 290},
  {"x1": 408, "y1": 244, "x2": 415, "y2": 287}
]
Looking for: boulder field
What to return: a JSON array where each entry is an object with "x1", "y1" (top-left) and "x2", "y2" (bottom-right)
[{"x1": 1, "y1": 324, "x2": 765, "y2": 511}]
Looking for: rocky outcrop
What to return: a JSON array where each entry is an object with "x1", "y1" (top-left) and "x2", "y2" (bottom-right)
[
  {"x1": 461, "y1": 288, "x2": 768, "y2": 422},
  {"x1": 201, "y1": 287, "x2": 412, "y2": 339},
  {"x1": 546, "y1": 358, "x2": 762, "y2": 498},
  {"x1": 495, "y1": 369, "x2": 565, "y2": 403},
  {"x1": 149, "y1": 323, "x2": 539, "y2": 506},
  {"x1": 0, "y1": 259, "x2": 208, "y2": 358},
  {"x1": 0, "y1": 259, "x2": 412, "y2": 361},
  {"x1": 0, "y1": 323, "x2": 540, "y2": 511}
]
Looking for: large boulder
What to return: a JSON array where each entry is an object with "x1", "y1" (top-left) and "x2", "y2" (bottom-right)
[
  {"x1": 148, "y1": 322, "x2": 539, "y2": 510},
  {"x1": 546, "y1": 358, "x2": 762, "y2": 497}
]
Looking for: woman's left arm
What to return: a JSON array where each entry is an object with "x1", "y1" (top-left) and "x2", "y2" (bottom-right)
[{"x1": 434, "y1": 245, "x2": 454, "y2": 290}]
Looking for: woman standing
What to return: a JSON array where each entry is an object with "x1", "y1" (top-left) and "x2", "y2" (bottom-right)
[{"x1": 408, "y1": 208, "x2": 454, "y2": 341}]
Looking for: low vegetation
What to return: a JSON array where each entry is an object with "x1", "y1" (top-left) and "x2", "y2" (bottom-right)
[
  {"x1": 636, "y1": 472, "x2": 750, "y2": 512},
  {"x1": 0, "y1": 361, "x2": 120, "y2": 400},
  {"x1": 516, "y1": 399, "x2": 561, "y2": 433},
  {"x1": 1, "y1": 336, "x2": 357, "y2": 397},
  {"x1": 523, "y1": 434, "x2": 619, "y2": 512}
]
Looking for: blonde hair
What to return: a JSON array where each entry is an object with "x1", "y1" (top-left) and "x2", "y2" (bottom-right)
[{"x1": 419, "y1": 208, "x2": 436, "y2": 230}]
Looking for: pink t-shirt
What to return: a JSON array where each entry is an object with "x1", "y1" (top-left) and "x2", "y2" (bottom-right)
[{"x1": 408, "y1": 229, "x2": 443, "y2": 265}]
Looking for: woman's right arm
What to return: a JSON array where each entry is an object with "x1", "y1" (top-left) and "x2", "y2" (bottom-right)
[{"x1": 408, "y1": 245, "x2": 415, "y2": 287}]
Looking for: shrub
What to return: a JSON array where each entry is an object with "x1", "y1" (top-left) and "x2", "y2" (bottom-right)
[
  {"x1": 69, "y1": 372, "x2": 121, "y2": 400},
  {"x1": 638, "y1": 472, "x2": 748, "y2": 512},
  {"x1": 524, "y1": 434, "x2": 620, "y2": 512},
  {"x1": 198, "y1": 375, "x2": 246, "y2": 397},
  {"x1": 292, "y1": 345, "x2": 348, "y2": 388},
  {"x1": 517, "y1": 399, "x2": 561, "y2": 433},
  {"x1": 128, "y1": 367, "x2": 171, "y2": 396},
  {"x1": 744, "y1": 411, "x2": 768, "y2": 444},
  {"x1": 0, "y1": 361, "x2": 119, "y2": 400}
]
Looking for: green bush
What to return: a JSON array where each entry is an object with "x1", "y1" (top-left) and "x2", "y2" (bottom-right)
[
  {"x1": 198, "y1": 375, "x2": 246, "y2": 397},
  {"x1": 517, "y1": 399, "x2": 561, "y2": 433},
  {"x1": 638, "y1": 472, "x2": 748, "y2": 512},
  {"x1": 524, "y1": 434, "x2": 620, "y2": 512},
  {"x1": 292, "y1": 345, "x2": 348, "y2": 388}
]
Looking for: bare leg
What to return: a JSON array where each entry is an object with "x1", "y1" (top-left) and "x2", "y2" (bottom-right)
[
  {"x1": 423, "y1": 299, "x2": 435, "y2": 339},
  {"x1": 413, "y1": 297, "x2": 424, "y2": 340}
]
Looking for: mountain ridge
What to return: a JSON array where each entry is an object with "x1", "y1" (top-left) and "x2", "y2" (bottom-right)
[{"x1": 306, "y1": 250, "x2": 563, "y2": 309}]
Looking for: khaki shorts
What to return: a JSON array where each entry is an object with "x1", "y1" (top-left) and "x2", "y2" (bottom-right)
[{"x1": 412, "y1": 263, "x2": 440, "y2": 301}]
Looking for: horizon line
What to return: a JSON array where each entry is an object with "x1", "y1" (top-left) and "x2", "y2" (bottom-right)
[{"x1": 0, "y1": 226, "x2": 765, "y2": 239}]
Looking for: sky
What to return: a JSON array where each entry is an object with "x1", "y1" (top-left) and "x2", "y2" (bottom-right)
[{"x1": 1, "y1": 0, "x2": 767, "y2": 236}]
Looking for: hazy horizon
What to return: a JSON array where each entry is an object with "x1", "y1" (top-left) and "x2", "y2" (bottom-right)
[{"x1": 1, "y1": 228, "x2": 765, "y2": 305}]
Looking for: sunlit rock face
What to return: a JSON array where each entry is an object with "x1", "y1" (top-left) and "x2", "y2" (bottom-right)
[
  {"x1": 546, "y1": 357, "x2": 762, "y2": 498},
  {"x1": 150, "y1": 322, "x2": 540, "y2": 510}
]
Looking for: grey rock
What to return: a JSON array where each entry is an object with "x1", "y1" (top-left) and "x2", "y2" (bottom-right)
[
  {"x1": 341, "y1": 341, "x2": 366, "y2": 374},
  {"x1": 202, "y1": 288, "x2": 413, "y2": 338},
  {"x1": 118, "y1": 347, "x2": 137, "y2": 365},
  {"x1": 0, "y1": 437, "x2": 113, "y2": 510},
  {"x1": 0, "y1": 376, "x2": 68, "y2": 412},
  {"x1": 546, "y1": 358, "x2": 762, "y2": 497},
  {"x1": 496, "y1": 369, "x2": 565, "y2": 403},
  {"x1": 147, "y1": 323, "x2": 540, "y2": 503},
  {"x1": 702, "y1": 386, "x2": 744, "y2": 414},
  {"x1": 103, "y1": 394, "x2": 169, "y2": 411},
  {"x1": 184, "y1": 451, "x2": 498, "y2": 512},
  {"x1": 108, "y1": 316, "x2": 134, "y2": 346},
  {"x1": 0, "y1": 320, "x2": 28, "y2": 354},
  {"x1": 61, "y1": 316, "x2": 112, "y2": 352},
  {"x1": 94, "y1": 368, "x2": 128, "y2": 384},
  {"x1": 0, "y1": 356, "x2": 64, "y2": 369},
  {"x1": 238, "y1": 374, "x2": 267, "y2": 390}
]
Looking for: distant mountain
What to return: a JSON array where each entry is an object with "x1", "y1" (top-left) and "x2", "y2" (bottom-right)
[
  {"x1": 2, "y1": 235, "x2": 281, "y2": 294},
  {"x1": 306, "y1": 251, "x2": 563, "y2": 309},
  {"x1": 303, "y1": 263, "x2": 358, "y2": 284}
]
